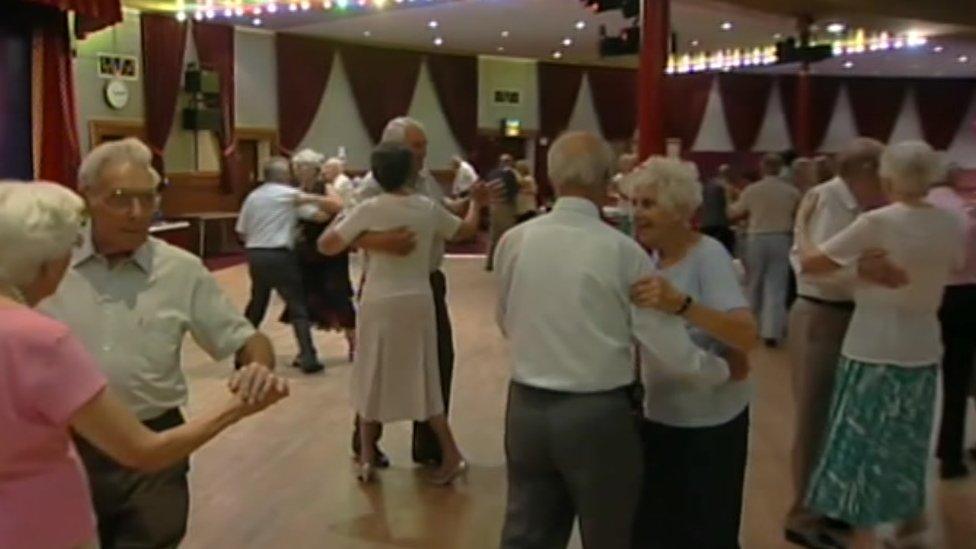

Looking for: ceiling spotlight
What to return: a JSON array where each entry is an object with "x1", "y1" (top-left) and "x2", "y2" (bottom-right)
[
  {"x1": 428, "y1": 20, "x2": 439, "y2": 29},
  {"x1": 234, "y1": 6, "x2": 245, "y2": 15},
  {"x1": 434, "y1": 37, "x2": 444, "y2": 46},
  {"x1": 826, "y1": 23, "x2": 846, "y2": 34},
  {"x1": 501, "y1": 30, "x2": 510, "y2": 38},
  {"x1": 497, "y1": 46, "x2": 505, "y2": 52},
  {"x1": 773, "y1": 33, "x2": 783, "y2": 40},
  {"x1": 690, "y1": 39, "x2": 700, "y2": 47},
  {"x1": 194, "y1": 10, "x2": 204, "y2": 20},
  {"x1": 575, "y1": 20, "x2": 586, "y2": 30},
  {"x1": 843, "y1": 61, "x2": 854, "y2": 69},
  {"x1": 363, "y1": 30, "x2": 372, "y2": 37},
  {"x1": 374, "y1": 0, "x2": 386, "y2": 7},
  {"x1": 562, "y1": 37, "x2": 573, "y2": 47},
  {"x1": 300, "y1": 1, "x2": 311, "y2": 10},
  {"x1": 175, "y1": 11, "x2": 187, "y2": 21},
  {"x1": 552, "y1": 50, "x2": 563, "y2": 59},
  {"x1": 933, "y1": 45, "x2": 944, "y2": 53},
  {"x1": 223, "y1": 8, "x2": 232, "y2": 17},
  {"x1": 253, "y1": 7, "x2": 262, "y2": 15},
  {"x1": 252, "y1": 17, "x2": 262, "y2": 25},
  {"x1": 959, "y1": 55, "x2": 970, "y2": 63},
  {"x1": 267, "y1": 3, "x2": 278, "y2": 13},
  {"x1": 289, "y1": 2, "x2": 298, "y2": 11},
  {"x1": 720, "y1": 21, "x2": 733, "y2": 31}
]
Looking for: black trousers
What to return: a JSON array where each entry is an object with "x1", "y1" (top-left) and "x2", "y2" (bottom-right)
[
  {"x1": 700, "y1": 226, "x2": 736, "y2": 256},
  {"x1": 633, "y1": 408, "x2": 750, "y2": 549},
  {"x1": 352, "y1": 270, "x2": 455, "y2": 464},
  {"x1": 74, "y1": 409, "x2": 188, "y2": 549},
  {"x1": 937, "y1": 284, "x2": 976, "y2": 464},
  {"x1": 243, "y1": 248, "x2": 319, "y2": 367}
]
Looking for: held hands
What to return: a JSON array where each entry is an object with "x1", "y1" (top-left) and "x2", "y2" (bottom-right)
[
  {"x1": 857, "y1": 248, "x2": 910, "y2": 288},
  {"x1": 228, "y1": 364, "x2": 290, "y2": 416},
  {"x1": 630, "y1": 276, "x2": 687, "y2": 314}
]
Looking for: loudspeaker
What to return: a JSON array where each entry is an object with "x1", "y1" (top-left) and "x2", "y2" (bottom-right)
[
  {"x1": 184, "y1": 68, "x2": 220, "y2": 95},
  {"x1": 182, "y1": 107, "x2": 222, "y2": 131}
]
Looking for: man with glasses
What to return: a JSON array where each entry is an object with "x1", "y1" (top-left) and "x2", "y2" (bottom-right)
[{"x1": 41, "y1": 138, "x2": 277, "y2": 549}]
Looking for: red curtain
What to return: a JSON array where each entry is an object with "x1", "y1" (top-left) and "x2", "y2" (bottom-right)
[
  {"x1": 340, "y1": 44, "x2": 422, "y2": 144},
  {"x1": 538, "y1": 62, "x2": 584, "y2": 138},
  {"x1": 276, "y1": 34, "x2": 334, "y2": 155},
  {"x1": 914, "y1": 79, "x2": 976, "y2": 150},
  {"x1": 427, "y1": 53, "x2": 478, "y2": 155},
  {"x1": 780, "y1": 75, "x2": 842, "y2": 153},
  {"x1": 31, "y1": 7, "x2": 80, "y2": 188},
  {"x1": 718, "y1": 73, "x2": 773, "y2": 152},
  {"x1": 588, "y1": 66, "x2": 638, "y2": 141},
  {"x1": 141, "y1": 13, "x2": 187, "y2": 175},
  {"x1": 20, "y1": 0, "x2": 121, "y2": 37},
  {"x1": 193, "y1": 21, "x2": 239, "y2": 194},
  {"x1": 846, "y1": 78, "x2": 907, "y2": 143},
  {"x1": 663, "y1": 73, "x2": 713, "y2": 149}
]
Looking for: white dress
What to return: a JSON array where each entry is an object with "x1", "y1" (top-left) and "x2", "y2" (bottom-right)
[{"x1": 333, "y1": 193, "x2": 462, "y2": 422}]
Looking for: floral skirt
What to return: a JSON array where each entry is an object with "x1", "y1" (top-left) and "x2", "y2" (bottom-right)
[{"x1": 805, "y1": 356, "x2": 937, "y2": 526}]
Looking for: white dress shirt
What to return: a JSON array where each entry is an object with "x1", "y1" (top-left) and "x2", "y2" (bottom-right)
[
  {"x1": 790, "y1": 177, "x2": 861, "y2": 301},
  {"x1": 236, "y1": 182, "x2": 301, "y2": 249},
  {"x1": 40, "y1": 232, "x2": 256, "y2": 419},
  {"x1": 821, "y1": 202, "x2": 964, "y2": 366},
  {"x1": 452, "y1": 161, "x2": 479, "y2": 196},
  {"x1": 494, "y1": 197, "x2": 730, "y2": 393}
]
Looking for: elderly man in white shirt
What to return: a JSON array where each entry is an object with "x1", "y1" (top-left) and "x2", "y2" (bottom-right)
[
  {"x1": 494, "y1": 131, "x2": 740, "y2": 549},
  {"x1": 784, "y1": 137, "x2": 920, "y2": 548},
  {"x1": 450, "y1": 155, "x2": 479, "y2": 197},
  {"x1": 41, "y1": 138, "x2": 278, "y2": 549}
]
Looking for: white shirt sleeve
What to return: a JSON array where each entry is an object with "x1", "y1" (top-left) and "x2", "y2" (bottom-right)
[
  {"x1": 493, "y1": 229, "x2": 521, "y2": 336},
  {"x1": 433, "y1": 202, "x2": 464, "y2": 240},
  {"x1": 820, "y1": 214, "x2": 876, "y2": 267}
]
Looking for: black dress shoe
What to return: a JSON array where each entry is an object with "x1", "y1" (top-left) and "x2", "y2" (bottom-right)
[
  {"x1": 764, "y1": 338, "x2": 779, "y2": 348},
  {"x1": 300, "y1": 361, "x2": 325, "y2": 374},
  {"x1": 940, "y1": 460, "x2": 969, "y2": 480}
]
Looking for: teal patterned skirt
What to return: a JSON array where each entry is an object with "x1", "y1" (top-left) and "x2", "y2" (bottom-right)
[{"x1": 805, "y1": 357, "x2": 937, "y2": 526}]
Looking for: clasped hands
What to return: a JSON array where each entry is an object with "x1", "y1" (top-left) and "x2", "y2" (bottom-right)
[{"x1": 227, "y1": 363, "x2": 290, "y2": 416}]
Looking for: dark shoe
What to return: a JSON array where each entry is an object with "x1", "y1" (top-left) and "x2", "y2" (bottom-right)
[
  {"x1": 785, "y1": 528, "x2": 845, "y2": 549},
  {"x1": 290, "y1": 358, "x2": 302, "y2": 369},
  {"x1": 300, "y1": 361, "x2": 325, "y2": 374},
  {"x1": 940, "y1": 460, "x2": 969, "y2": 480},
  {"x1": 764, "y1": 338, "x2": 779, "y2": 348},
  {"x1": 353, "y1": 449, "x2": 391, "y2": 469}
]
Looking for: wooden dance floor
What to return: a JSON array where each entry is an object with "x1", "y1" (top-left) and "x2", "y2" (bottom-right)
[{"x1": 180, "y1": 256, "x2": 976, "y2": 548}]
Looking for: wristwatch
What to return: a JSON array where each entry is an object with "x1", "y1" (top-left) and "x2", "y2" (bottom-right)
[{"x1": 674, "y1": 294, "x2": 694, "y2": 316}]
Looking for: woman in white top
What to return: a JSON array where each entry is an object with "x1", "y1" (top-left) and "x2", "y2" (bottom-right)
[
  {"x1": 625, "y1": 157, "x2": 759, "y2": 548},
  {"x1": 320, "y1": 143, "x2": 488, "y2": 485},
  {"x1": 798, "y1": 141, "x2": 964, "y2": 549}
]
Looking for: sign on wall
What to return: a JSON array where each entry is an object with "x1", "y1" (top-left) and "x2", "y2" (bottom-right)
[
  {"x1": 97, "y1": 53, "x2": 139, "y2": 81},
  {"x1": 493, "y1": 89, "x2": 521, "y2": 106}
]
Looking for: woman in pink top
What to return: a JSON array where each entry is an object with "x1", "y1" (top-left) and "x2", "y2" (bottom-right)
[
  {"x1": 928, "y1": 164, "x2": 976, "y2": 479},
  {"x1": 0, "y1": 182, "x2": 289, "y2": 549}
]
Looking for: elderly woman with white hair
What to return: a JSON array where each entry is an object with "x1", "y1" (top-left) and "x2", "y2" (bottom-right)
[
  {"x1": 280, "y1": 149, "x2": 357, "y2": 360},
  {"x1": 0, "y1": 182, "x2": 287, "y2": 549},
  {"x1": 624, "y1": 157, "x2": 759, "y2": 548},
  {"x1": 798, "y1": 141, "x2": 964, "y2": 549}
]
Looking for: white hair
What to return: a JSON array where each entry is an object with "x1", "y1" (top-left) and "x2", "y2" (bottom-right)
[
  {"x1": 880, "y1": 141, "x2": 943, "y2": 197},
  {"x1": 291, "y1": 148, "x2": 325, "y2": 168},
  {"x1": 381, "y1": 116, "x2": 426, "y2": 144},
  {"x1": 624, "y1": 156, "x2": 703, "y2": 214},
  {"x1": 323, "y1": 157, "x2": 344, "y2": 169},
  {"x1": 547, "y1": 131, "x2": 614, "y2": 191},
  {"x1": 78, "y1": 137, "x2": 159, "y2": 192},
  {"x1": 0, "y1": 182, "x2": 85, "y2": 289}
]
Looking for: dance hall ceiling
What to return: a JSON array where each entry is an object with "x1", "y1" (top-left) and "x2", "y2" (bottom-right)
[{"x1": 121, "y1": 0, "x2": 976, "y2": 75}]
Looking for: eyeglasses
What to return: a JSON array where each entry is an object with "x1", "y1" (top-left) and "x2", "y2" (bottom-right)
[{"x1": 99, "y1": 188, "x2": 159, "y2": 213}]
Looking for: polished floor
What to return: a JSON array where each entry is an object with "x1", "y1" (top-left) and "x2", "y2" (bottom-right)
[{"x1": 180, "y1": 256, "x2": 976, "y2": 549}]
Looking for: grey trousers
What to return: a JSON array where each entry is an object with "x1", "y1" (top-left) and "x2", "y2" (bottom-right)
[
  {"x1": 744, "y1": 233, "x2": 793, "y2": 340},
  {"x1": 501, "y1": 382, "x2": 643, "y2": 549},
  {"x1": 786, "y1": 298, "x2": 852, "y2": 533},
  {"x1": 244, "y1": 248, "x2": 319, "y2": 366}
]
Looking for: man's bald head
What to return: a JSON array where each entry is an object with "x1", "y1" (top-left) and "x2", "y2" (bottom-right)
[
  {"x1": 547, "y1": 131, "x2": 614, "y2": 195},
  {"x1": 263, "y1": 156, "x2": 292, "y2": 184}
]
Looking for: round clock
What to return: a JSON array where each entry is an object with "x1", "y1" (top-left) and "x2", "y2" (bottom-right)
[{"x1": 104, "y1": 79, "x2": 130, "y2": 110}]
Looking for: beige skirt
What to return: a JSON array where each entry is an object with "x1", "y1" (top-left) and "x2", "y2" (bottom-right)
[{"x1": 352, "y1": 293, "x2": 444, "y2": 422}]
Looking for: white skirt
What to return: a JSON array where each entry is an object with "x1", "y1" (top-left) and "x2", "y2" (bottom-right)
[{"x1": 352, "y1": 293, "x2": 444, "y2": 422}]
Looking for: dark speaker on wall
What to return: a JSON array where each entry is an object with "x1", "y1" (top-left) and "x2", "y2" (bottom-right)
[
  {"x1": 184, "y1": 67, "x2": 220, "y2": 95},
  {"x1": 182, "y1": 107, "x2": 222, "y2": 131}
]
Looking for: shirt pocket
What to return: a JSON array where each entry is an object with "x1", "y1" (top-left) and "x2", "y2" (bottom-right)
[{"x1": 137, "y1": 312, "x2": 187, "y2": 365}]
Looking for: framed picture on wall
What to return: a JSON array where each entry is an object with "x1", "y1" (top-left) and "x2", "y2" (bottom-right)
[{"x1": 97, "y1": 53, "x2": 140, "y2": 81}]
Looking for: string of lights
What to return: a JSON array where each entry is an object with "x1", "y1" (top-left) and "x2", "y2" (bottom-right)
[{"x1": 173, "y1": 0, "x2": 445, "y2": 24}]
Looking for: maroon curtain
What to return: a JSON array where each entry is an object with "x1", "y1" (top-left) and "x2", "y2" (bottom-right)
[
  {"x1": 32, "y1": 7, "x2": 81, "y2": 187},
  {"x1": 780, "y1": 75, "x2": 842, "y2": 152},
  {"x1": 846, "y1": 78, "x2": 907, "y2": 143},
  {"x1": 20, "y1": 0, "x2": 121, "y2": 37},
  {"x1": 141, "y1": 13, "x2": 187, "y2": 175},
  {"x1": 427, "y1": 53, "x2": 478, "y2": 154},
  {"x1": 538, "y1": 62, "x2": 584, "y2": 138},
  {"x1": 664, "y1": 73, "x2": 713, "y2": 149},
  {"x1": 193, "y1": 21, "x2": 239, "y2": 194},
  {"x1": 276, "y1": 34, "x2": 334, "y2": 155},
  {"x1": 587, "y1": 67, "x2": 638, "y2": 141},
  {"x1": 340, "y1": 44, "x2": 422, "y2": 144},
  {"x1": 718, "y1": 73, "x2": 773, "y2": 152},
  {"x1": 914, "y1": 79, "x2": 976, "y2": 150}
]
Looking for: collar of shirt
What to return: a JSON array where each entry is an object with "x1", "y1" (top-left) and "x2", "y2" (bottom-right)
[
  {"x1": 829, "y1": 176, "x2": 859, "y2": 212},
  {"x1": 552, "y1": 196, "x2": 601, "y2": 218},
  {"x1": 73, "y1": 223, "x2": 152, "y2": 274}
]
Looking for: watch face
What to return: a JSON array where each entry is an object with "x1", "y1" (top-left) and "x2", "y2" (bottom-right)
[{"x1": 105, "y1": 79, "x2": 130, "y2": 110}]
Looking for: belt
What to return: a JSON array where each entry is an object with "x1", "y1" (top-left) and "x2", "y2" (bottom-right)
[{"x1": 799, "y1": 295, "x2": 855, "y2": 311}]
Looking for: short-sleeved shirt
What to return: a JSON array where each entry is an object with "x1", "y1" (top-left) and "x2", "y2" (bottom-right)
[
  {"x1": 927, "y1": 186, "x2": 976, "y2": 286},
  {"x1": 641, "y1": 236, "x2": 753, "y2": 427},
  {"x1": 452, "y1": 161, "x2": 479, "y2": 196},
  {"x1": 40, "y1": 234, "x2": 256, "y2": 420},
  {"x1": 821, "y1": 202, "x2": 964, "y2": 366},
  {"x1": 236, "y1": 182, "x2": 301, "y2": 249},
  {"x1": 730, "y1": 177, "x2": 801, "y2": 234},
  {"x1": 0, "y1": 307, "x2": 106, "y2": 549},
  {"x1": 333, "y1": 193, "x2": 461, "y2": 302}
]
